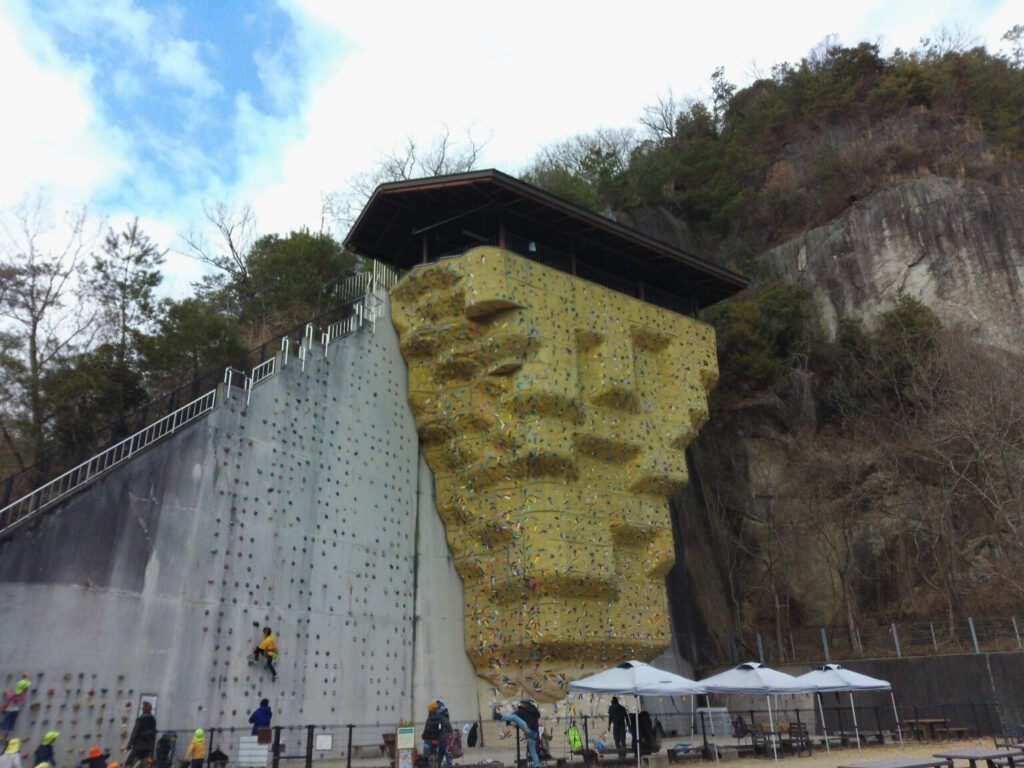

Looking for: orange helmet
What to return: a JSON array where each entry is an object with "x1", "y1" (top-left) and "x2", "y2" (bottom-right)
[{"x1": 427, "y1": 701, "x2": 439, "y2": 713}]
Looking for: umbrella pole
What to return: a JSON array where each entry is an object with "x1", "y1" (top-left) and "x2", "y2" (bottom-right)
[
  {"x1": 817, "y1": 693, "x2": 831, "y2": 754},
  {"x1": 708, "y1": 695, "x2": 719, "y2": 765},
  {"x1": 890, "y1": 692, "x2": 904, "y2": 747},
  {"x1": 767, "y1": 696, "x2": 778, "y2": 761},
  {"x1": 635, "y1": 695, "x2": 641, "y2": 768},
  {"x1": 850, "y1": 692, "x2": 861, "y2": 752}
]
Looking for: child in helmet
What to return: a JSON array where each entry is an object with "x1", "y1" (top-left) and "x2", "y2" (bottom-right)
[
  {"x1": 34, "y1": 732, "x2": 59, "y2": 768},
  {"x1": 0, "y1": 739, "x2": 23, "y2": 768},
  {"x1": 183, "y1": 730, "x2": 205, "y2": 768},
  {"x1": 0, "y1": 680, "x2": 31, "y2": 738}
]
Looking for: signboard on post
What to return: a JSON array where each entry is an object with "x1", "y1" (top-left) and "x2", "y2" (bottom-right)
[{"x1": 397, "y1": 726, "x2": 416, "y2": 768}]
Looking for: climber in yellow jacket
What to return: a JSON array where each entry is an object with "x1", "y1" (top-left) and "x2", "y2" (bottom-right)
[
  {"x1": 183, "y1": 730, "x2": 205, "y2": 768},
  {"x1": 250, "y1": 627, "x2": 278, "y2": 681}
]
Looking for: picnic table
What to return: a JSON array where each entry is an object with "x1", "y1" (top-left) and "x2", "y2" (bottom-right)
[
  {"x1": 837, "y1": 757, "x2": 953, "y2": 768},
  {"x1": 905, "y1": 719, "x2": 950, "y2": 740},
  {"x1": 933, "y1": 748, "x2": 1024, "y2": 768}
]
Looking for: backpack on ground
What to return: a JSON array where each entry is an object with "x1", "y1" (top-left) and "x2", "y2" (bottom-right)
[{"x1": 446, "y1": 730, "x2": 462, "y2": 759}]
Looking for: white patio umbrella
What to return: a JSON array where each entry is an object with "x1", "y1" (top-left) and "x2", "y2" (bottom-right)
[
  {"x1": 793, "y1": 663, "x2": 903, "y2": 753},
  {"x1": 698, "y1": 662, "x2": 811, "y2": 760},
  {"x1": 569, "y1": 661, "x2": 707, "y2": 768}
]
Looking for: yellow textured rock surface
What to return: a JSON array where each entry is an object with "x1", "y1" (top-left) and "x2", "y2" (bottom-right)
[{"x1": 391, "y1": 247, "x2": 718, "y2": 701}]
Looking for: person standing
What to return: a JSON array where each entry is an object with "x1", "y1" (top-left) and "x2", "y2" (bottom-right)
[
  {"x1": 0, "y1": 739, "x2": 22, "y2": 768},
  {"x1": 0, "y1": 680, "x2": 31, "y2": 738},
  {"x1": 123, "y1": 702, "x2": 157, "y2": 768},
  {"x1": 183, "y1": 730, "x2": 205, "y2": 768},
  {"x1": 252, "y1": 628, "x2": 278, "y2": 681},
  {"x1": 153, "y1": 732, "x2": 177, "y2": 768},
  {"x1": 607, "y1": 696, "x2": 628, "y2": 759},
  {"x1": 79, "y1": 748, "x2": 108, "y2": 768},
  {"x1": 501, "y1": 699, "x2": 541, "y2": 768},
  {"x1": 34, "y1": 732, "x2": 59, "y2": 768},
  {"x1": 248, "y1": 699, "x2": 272, "y2": 736},
  {"x1": 420, "y1": 701, "x2": 451, "y2": 766}
]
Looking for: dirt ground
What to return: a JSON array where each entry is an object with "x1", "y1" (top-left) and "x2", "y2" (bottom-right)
[{"x1": 696, "y1": 737, "x2": 996, "y2": 768}]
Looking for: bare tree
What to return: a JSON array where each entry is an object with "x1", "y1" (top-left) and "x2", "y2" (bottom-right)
[
  {"x1": 324, "y1": 125, "x2": 489, "y2": 233},
  {"x1": 0, "y1": 196, "x2": 101, "y2": 465},
  {"x1": 180, "y1": 201, "x2": 257, "y2": 284},
  {"x1": 640, "y1": 91, "x2": 684, "y2": 140}
]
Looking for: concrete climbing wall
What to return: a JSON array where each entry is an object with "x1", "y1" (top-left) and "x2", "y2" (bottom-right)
[
  {"x1": 390, "y1": 247, "x2": 719, "y2": 707},
  {"x1": 0, "y1": 293, "x2": 436, "y2": 764}
]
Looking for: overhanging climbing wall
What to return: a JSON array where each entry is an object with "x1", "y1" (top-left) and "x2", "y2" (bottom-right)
[
  {"x1": 0, "y1": 292, "x2": 424, "y2": 761},
  {"x1": 391, "y1": 247, "x2": 719, "y2": 705}
]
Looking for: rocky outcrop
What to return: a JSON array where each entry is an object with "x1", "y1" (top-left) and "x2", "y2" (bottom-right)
[{"x1": 759, "y1": 177, "x2": 1024, "y2": 352}]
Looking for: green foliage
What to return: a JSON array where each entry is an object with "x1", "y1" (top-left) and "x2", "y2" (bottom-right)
[
  {"x1": 87, "y1": 218, "x2": 165, "y2": 367},
  {"x1": 521, "y1": 129, "x2": 638, "y2": 212},
  {"x1": 702, "y1": 281, "x2": 813, "y2": 389},
  {"x1": 45, "y1": 344, "x2": 150, "y2": 446},
  {"x1": 821, "y1": 295, "x2": 942, "y2": 422},
  {"x1": 142, "y1": 297, "x2": 247, "y2": 387},
  {"x1": 527, "y1": 35, "x2": 1024, "y2": 265}
]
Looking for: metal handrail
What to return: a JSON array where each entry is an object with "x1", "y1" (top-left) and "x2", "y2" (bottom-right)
[
  {"x1": 0, "y1": 389, "x2": 218, "y2": 536},
  {"x1": 0, "y1": 278, "x2": 398, "y2": 539}
]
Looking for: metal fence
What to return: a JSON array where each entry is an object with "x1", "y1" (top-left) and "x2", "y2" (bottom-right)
[
  {"x1": 91, "y1": 703, "x2": 1006, "y2": 768},
  {"x1": 0, "y1": 261, "x2": 397, "y2": 514},
  {"x1": 743, "y1": 615, "x2": 1024, "y2": 666},
  {"x1": 0, "y1": 275, "x2": 397, "y2": 537}
]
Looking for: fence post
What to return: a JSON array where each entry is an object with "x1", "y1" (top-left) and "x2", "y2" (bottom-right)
[
  {"x1": 272, "y1": 726, "x2": 282, "y2": 768},
  {"x1": 820, "y1": 628, "x2": 831, "y2": 663},
  {"x1": 971, "y1": 703, "x2": 982, "y2": 737},
  {"x1": 346, "y1": 725, "x2": 354, "y2": 768},
  {"x1": 206, "y1": 728, "x2": 214, "y2": 768},
  {"x1": 582, "y1": 715, "x2": 589, "y2": 752},
  {"x1": 968, "y1": 617, "x2": 980, "y2": 653},
  {"x1": 304, "y1": 725, "x2": 314, "y2": 768},
  {"x1": 891, "y1": 623, "x2": 902, "y2": 658}
]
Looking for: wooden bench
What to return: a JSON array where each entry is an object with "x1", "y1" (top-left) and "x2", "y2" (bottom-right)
[{"x1": 934, "y1": 727, "x2": 969, "y2": 740}]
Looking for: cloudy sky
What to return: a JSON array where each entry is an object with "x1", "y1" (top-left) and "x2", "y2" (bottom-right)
[{"x1": 0, "y1": 0, "x2": 1018, "y2": 293}]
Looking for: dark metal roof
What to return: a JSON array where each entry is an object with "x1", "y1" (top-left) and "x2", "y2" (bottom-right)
[{"x1": 344, "y1": 169, "x2": 747, "y2": 309}]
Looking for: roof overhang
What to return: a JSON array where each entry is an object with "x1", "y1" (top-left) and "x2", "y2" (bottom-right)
[{"x1": 344, "y1": 168, "x2": 747, "y2": 309}]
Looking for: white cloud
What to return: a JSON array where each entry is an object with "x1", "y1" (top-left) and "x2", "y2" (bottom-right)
[
  {"x1": 0, "y1": 1, "x2": 131, "y2": 210},
  {"x1": 154, "y1": 37, "x2": 221, "y2": 99}
]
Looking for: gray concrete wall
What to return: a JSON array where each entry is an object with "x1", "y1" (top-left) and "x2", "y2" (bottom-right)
[{"x1": 0, "y1": 293, "x2": 479, "y2": 765}]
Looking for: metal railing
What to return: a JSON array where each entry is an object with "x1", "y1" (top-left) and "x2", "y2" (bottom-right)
[
  {"x1": 45, "y1": 704, "x2": 1004, "y2": 768},
  {"x1": 0, "y1": 389, "x2": 218, "y2": 534},
  {"x1": 0, "y1": 276, "x2": 396, "y2": 538},
  {"x1": 741, "y1": 614, "x2": 1024, "y2": 666},
  {"x1": 0, "y1": 261, "x2": 398, "y2": 512}
]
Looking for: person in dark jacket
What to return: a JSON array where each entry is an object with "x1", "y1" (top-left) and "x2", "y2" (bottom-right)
[
  {"x1": 34, "y1": 731, "x2": 59, "y2": 768},
  {"x1": 248, "y1": 699, "x2": 273, "y2": 736},
  {"x1": 501, "y1": 699, "x2": 541, "y2": 768},
  {"x1": 420, "y1": 701, "x2": 452, "y2": 765},
  {"x1": 123, "y1": 702, "x2": 157, "y2": 768},
  {"x1": 608, "y1": 697, "x2": 629, "y2": 759},
  {"x1": 153, "y1": 732, "x2": 177, "y2": 768},
  {"x1": 79, "y1": 748, "x2": 109, "y2": 768}
]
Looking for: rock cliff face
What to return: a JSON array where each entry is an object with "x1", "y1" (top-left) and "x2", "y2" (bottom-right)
[
  {"x1": 671, "y1": 175, "x2": 1024, "y2": 666},
  {"x1": 759, "y1": 176, "x2": 1024, "y2": 352}
]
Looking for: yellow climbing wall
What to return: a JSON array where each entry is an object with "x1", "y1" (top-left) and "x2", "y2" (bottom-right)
[{"x1": 391, "y1": 247, "x2": 719, "y2": 701}]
